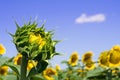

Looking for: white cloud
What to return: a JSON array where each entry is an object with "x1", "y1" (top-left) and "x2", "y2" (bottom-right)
[{"x1": 75, "y1": 14, "x2": 106, "y2": 24}]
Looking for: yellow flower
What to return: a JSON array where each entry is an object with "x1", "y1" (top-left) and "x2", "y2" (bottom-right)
[
  {"x1": 55, "y1": 64, "x2": 61, "y2": 71},
  {"x1": 108, "y1": 49, "x2": 120, "y2": 68},
  {"x1": 68, "y1": 52, "x2": 79, "y2": 66},
  {"x1": 82, "y1": 51, "x2": 93, "y2": 64},
  {"x1": 29, "y1": 33, "x2": 42, "y2": 43},
  {"x1": 39, "y1": 40, "x2": 46, "y2": 49},
  {"x1": 29, "y1": 33, "x2": 46, "y2": 49},
  {"x1": 98, "y1": 51, "x2": 109, "y2": 68},
  {"x1": 65, "y1": 78, "x2": 69, "y2": 80},
  {"x1": 43, "y1": 68, "x2": 57, "y2": 80},
  {"x1": 27, "y1": 60, "x2": 38, "y2": 71},
  {"x1": 99, "y1": 45, "x2": 120, "y2": 68},
  {"x1": 13, "y1": 53, "x2": 22, "y2": 65},
  {"x1": 111, "y1": 45, "x2": 120, "y2": 51},
  {"x1": 85, "y1": 60, "x2": 95, "y2": 70},
  {"x1": 77, "y1": 69, "x2": 82, "y2": 73},
  {"x1": 0, "y1": 66, "x2": 9, "y2": 75},
  {"x1": 112, "y1": 69, "x2": 119, "y2": 76},
  {"x1": 0, "y1": 44, "x2": 6, "y2": 55},
  {"x1": 14, "y1": 53, "x2": 38, "y2": 70}
]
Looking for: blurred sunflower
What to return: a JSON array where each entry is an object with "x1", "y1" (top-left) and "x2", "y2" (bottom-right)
[
  {"x1": 85, "y1": 60, "x2": 95, "y2": 70},
  {"x1": 13, "y1": 53, "x2": 22, "y2": 65},
  {"x1": 82, "y1": 51, "x2": 93, "y2": 64},
  {"x1": 0, "y1": 44, "x2": 6, "y2": 55},
  {"x1": 98, "y1": 51, "x2": 109, "y2": 68},
  {"x1": 29, "y1": 33, "x2": 46, "y2": 49},
  {"x1": 65, "y1": 78, "x2": 69, "y2": 80},
  {"x1": 68, "y1": 52, "x2": 79, "y2": 66},
  {"x1": 111, "y1": 45, "x2": 120, "y2": 51},
  {"x1": 27, "y1": 60, "x2": 38, "y2": 71},
  {"x1": 43, "y1": 68, "x2": 57, "y2": 80},
  {"x1": 0, "y1": 66, "x2": 9, "y2": 75},
  {"x1": 108, "y1": 47, "x2": 120, "y2": 68},
  {"x1": 14, "y1": 53, "x2": 38, "y2": 70},
  {"x1": 76, "y1": 69, "x2": 86, "y2": 77},
  {"x1": 55, "y1": 64, "x2": 61, "y2": 71}
]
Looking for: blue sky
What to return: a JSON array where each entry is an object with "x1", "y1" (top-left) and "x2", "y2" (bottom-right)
[{"x1": 0, "y1": 0, "x2": 120, "y2": 68}]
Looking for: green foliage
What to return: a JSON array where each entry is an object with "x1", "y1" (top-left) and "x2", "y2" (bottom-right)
[
  {"x1": 28, "y1": 60, "x2": 48, "y2": 78},
  {"x1": 5, "y1": 62, "x2": 20, "y2": 78},
  {"x1": 0, "y1": 56, "x2": 9, "y2": 66},
  {"x1": 1, "y1": 74, "x2": 17, "y2": 80}
]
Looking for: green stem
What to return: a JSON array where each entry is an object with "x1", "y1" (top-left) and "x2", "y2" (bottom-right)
[
  {"x1": 20, "y1": 56, "x2": 28, "y2": 80},
  {"x1": 106, "y1": 69, "x2": 112, "y2": 80}
]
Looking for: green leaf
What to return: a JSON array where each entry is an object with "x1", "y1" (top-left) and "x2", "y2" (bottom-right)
[
  {"x1": 27, "y1": 60, "x2": 48, "y2": 78},
  {"x1": 61, "y1": 60, "x2": 68, "y2": 64},
  {"x1": 0, "y1": 56, "x2": 9, "y2": 66},
  {"x1": 86, "y1": 66, "x2": 107, "y2": 79},
  {"x1": 5, "y1": 62, "x2": 20, "y2": 77},
  {"x1": 30, "y1": 74, "x2": 44, "y2": 80},
  {"x1": 2, "y1": 74, "x2": 17, "y2": 80}
]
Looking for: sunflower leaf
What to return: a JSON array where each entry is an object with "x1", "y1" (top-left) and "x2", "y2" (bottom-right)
[
  {"x1": 0, "y1": 56, "x2": 9, "y2": 66},
  {"x1": 27, "y1": 60, "x2": 48, "y2": 78},
  {"x1": 5, "y1": 62, "x2": 20, "y2": 77}
]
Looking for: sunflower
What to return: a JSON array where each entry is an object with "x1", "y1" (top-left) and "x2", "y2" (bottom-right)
[
  {"x1": 0, "y1": 66, "x2": 9, "y2": 75},
  {"x1": 82, "y1": 51, "x2": 93, "y2": 64},
  {"x1": 55, "y1": 64, "x2": 61, "y2": 71},
  {"x1": 98, "y1": 51, "x2": 109, "y2": 68},
  {"x1": 85, "y1": 60, "x2": 95, "y2": 70},
  {"x1": 13, "y1": 53, "x2": 22, "y2": 65},
  {"x1": 111, "y1": 45, "x2": 120, "y2": 51},
  {"x1": 76, "y1": 69, "x2": 86, "y2": 77},
  {"x1": 68, "y1": 52, "x2": 79, "y2": 66},
  {"x1": 76, "y1": 69, "x2": 83, "y2": 73},
  {"x1": 65, "y1": 78, "x2": 69, "y2": 80},
  {"x1": 108, "y1": 48, "x2": 120, "y2": 68},
  {"x1": 43, "y1": 68, "x2": 57, "y2": 80},
  {"x1": 0, "y1": 44, "x2": 6, "y2": 55},
  {"x1": 29, "y1": 33, "x2": 46, "y2": 49},
  {"x1": 14, "y1": 53, "x2": 38, "y2": 70},
  {"x1": 27, "y1": 60, "x2": 38, "y2": 71}
]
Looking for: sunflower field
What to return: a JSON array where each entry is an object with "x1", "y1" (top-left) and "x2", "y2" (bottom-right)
[{"x1": 0, "y1": 21, "x2": 120, "y2": 80}]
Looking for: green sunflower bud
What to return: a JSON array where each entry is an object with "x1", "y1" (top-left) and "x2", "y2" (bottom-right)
[{"x1": 11, "y1": 21, "x2": 59, "y2": 61}]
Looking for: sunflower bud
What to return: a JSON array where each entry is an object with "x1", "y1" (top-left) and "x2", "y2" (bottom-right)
[{"x1": 12, "y1": 21, "x2": 59, "y2": 61}]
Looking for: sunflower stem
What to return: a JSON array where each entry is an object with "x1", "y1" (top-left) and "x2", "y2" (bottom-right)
[
  {"x1": 106, "y1": 69, "x2": 112, "y2": 80},
  {"x1": 20, "y1": 55, "x2": 28, "y2": 80}
]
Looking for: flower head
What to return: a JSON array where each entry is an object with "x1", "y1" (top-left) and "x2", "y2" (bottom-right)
[
  {"x1": 68, "y1": 52, "x2": 79, "y2": 66},
  {"x1": 55, "y1": 64, "x2": 61, "y2": 71},
  {"x1": 98, "y1": 51, "x2": 109, "y2": 68},
  {"x1": 12, "y1": 21, "x2": 58, "y2": 61},
  {"x1": 43, "y1": 68, "x2": 57, "y2": 80},
  {"x1": 82, "y1": 51, "x2": 93, "y2": 64},
  {"x1": 111, "y1": 45, "x2": 120, "y2": 51},
  {"x1": 29, "y1": 33, "x2": 46, "y2": 49},
  {"x1": 0, "y1": 44, "x2": 6, "y2": 55},
  {"x1": 0, "y1": 66, "x2": 9, "y2": 75},
  {"x1": 85, "y1": 60, "x2": 95, "y2": 70},
  {"x1": 13, "y1": 53, "x2": 22, "y2": 65},
  {"x1": 108, "y1": 48, "x2": 120, "y2": 68}
]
